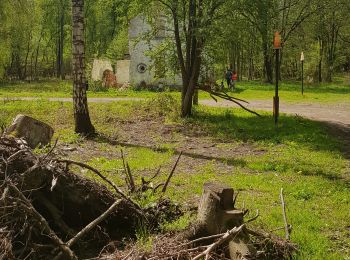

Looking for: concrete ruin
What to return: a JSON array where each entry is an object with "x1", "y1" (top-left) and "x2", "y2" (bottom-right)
[
  {"x1": 91, "y1": 59, "x2": 114, "y2": 82},
  {"x1": 91, "y1": 15, "x2": 181, "y2": 88}
]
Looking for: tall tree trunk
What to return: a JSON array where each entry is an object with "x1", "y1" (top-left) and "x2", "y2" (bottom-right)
[
  {"x1": 182, "y1": 48, "x2": 202, "y2": 117},
  {"x1": 318, "y1": 38, "x2": 323, "y2": 83},
  {"x1": 325, "y1": 15, "x2": 339, "y2": 83},
  {"x1": 34, "y1": 31, "x2": 43, "y2": 79},
  {"x1": 57, "y1": 0, "x2": 65, "y2": 79},
  {"x1": 72, "y1": 0, "x2": 94, "y2": 135},
  {"x1": 23, "y1": 40, "x2": 31, "y2": 80},
  {"x1": 263, "y1": 43, "x2": 273, "y2": 84}
]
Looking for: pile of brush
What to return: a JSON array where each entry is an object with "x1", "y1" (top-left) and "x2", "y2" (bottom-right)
[
  {"x1": 0, "y1": 136, "x2": 181, "y2": 259},
  {"x1": 0, "y1": 136, "x2": 297, "y2": 260}
]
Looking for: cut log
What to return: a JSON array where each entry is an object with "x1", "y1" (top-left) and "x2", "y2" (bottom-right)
[{"x1": 5, "y1": 115, "x2": 54, "y2": 148}]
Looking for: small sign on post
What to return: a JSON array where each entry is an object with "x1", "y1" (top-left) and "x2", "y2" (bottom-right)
[
  {"x1": 273, "y1": 32, "x2": 281, "y2": 125},
  {"x1": 300, "y1": 52, "x2": 305, "y2": 95}
]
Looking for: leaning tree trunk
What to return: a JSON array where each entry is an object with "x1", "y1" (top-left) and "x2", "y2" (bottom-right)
[
  {"x1": 181, "y1": 45, "x2": 202, "y2": 117},
  {"x1": 72, "y1": 0, "x2": 94, "y2": 135}
]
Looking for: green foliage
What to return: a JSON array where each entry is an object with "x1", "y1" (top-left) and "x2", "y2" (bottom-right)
[
  {"x1": 106, "y1": 28, "x2": 129, "y2": 60},
  {"x1": 145, "y1": 93, "x2": 181, "y2": 120},
  {"x1": 160, "y1": 212, "x2": 194, "y2": 232},
  {"x1": 88, "y1": 80, "x2": 108, "y2": 92},
  {"x1": 135, "y1": 221, "x2": 153, "y2": 251}
]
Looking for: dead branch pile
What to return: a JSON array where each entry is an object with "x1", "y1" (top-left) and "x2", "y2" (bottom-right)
[
  {"x1": 0, "y1": 136, "x2": 182, "y2": 259},
  {"x1": 0, "y1": 136, "x2": 298, "y2": 259},
  {"x1": 108, "y1": 226, "x2": 298, "y2": 259},
  {"x1": 108, "y1": 183, "x2": 298, "y2": 260}
]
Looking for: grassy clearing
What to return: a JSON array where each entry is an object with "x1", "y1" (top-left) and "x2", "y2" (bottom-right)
[
  {"x1": 0, "y1": 80, "x2": 160, "y2": 98},
  {"x1": 200, "y1": 79, "x2": 350, "y2": 103},
  {"x1": 0, "y1": 97, "x2": 348, "y2": 259},
  {"x1": 0, "y1": 78, "x2": 349, "y2": 104}
]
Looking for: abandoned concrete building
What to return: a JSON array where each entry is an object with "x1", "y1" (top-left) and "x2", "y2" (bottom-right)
[{"x1": 91, "y1": 15, "x2": 181, "y2": 88}]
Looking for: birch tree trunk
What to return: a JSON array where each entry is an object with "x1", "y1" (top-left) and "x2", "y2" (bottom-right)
[{"x1": 72, "y1": 0, "x2": 94, "y2": 135}]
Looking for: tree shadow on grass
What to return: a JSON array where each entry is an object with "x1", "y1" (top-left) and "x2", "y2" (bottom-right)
[
  {"x1": 92, "y1": 133, "x2": 248, "y2": 168},
  {"x1": 188, "y1": 109, "x2": 342, "y2": 154},
  {"x1": 187, "y1": 109, "x2": 350, "y2": 183}
]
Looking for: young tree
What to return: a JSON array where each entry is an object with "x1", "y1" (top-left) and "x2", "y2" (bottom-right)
[
  {"x1": 72, "y1": 0, "x2": 94, "y2": 135},
  {"x1": 157, "y1": 0, "x2": 225, "y2": 117}
]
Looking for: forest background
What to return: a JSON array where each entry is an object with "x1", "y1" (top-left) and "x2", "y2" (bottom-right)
[{"x1": 0, "y1": 0, "x2": 349, "y2": 85}]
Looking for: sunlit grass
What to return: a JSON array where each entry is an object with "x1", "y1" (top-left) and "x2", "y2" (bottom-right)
[
  {"x1": 1, "y1": 79, "x2": 349, "y2": 104},
  {"x1": 0, "y1": 97, "x2": 348, "y2": 258}
]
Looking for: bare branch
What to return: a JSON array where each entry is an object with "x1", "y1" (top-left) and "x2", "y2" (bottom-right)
[
  {"x1": 280, "y1": 188, "x2": 290, "y2": 240},
  {"x1": 192, "y1": 224, "x2": 245, "y2": 260},
  {"x1": 162, "y1": 152, "x2": 182, "y2": 193},
  {"x1": 57, "y1": 159, "x2": 142, "y2": 212}
]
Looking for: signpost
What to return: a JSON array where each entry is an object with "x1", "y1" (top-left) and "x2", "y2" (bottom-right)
[
  {"x1": 300, "y1": 52, "x2": 305, "y2": 95},
  {"x1": 273, "y1": 32, "x2": 281, "y2": 125}
]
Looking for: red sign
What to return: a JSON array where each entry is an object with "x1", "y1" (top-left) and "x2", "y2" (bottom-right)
[{"x1": 274, "y1": 32, "x2": 281, "y2": 49}]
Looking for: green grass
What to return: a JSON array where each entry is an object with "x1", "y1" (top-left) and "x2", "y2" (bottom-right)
[
  {"x1": 1, "y1": 78, "x2": 349, "y2": 104},
  {"x1": 0, "y1": 98, "x2": 348, "y2": 259},
  {"x1": 200, "y1": 80, "x2": 350, "y2": 103},
  {"x1": 0, "y1": 80, "x2": 161, "y2": 98}
]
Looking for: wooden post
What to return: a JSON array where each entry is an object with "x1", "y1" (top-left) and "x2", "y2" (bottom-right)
[
  {"x1": 301, "y1": 61, "x2": 304, "y2": 95},
  {"x1": 273, "y1": 32, "x2": 281, "y2": 125},
  {"x1": 274, "y1": 48, "x2": 280, "y2": 125}
]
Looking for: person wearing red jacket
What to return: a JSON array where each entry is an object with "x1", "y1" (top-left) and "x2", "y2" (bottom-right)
[{"x1": 231, "y1": 70, "x2": 238, "y2": 90}]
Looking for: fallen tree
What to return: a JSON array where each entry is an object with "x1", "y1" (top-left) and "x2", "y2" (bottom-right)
[{"x1": 0, "y1": 136, "x2": 180, "y2": 259}]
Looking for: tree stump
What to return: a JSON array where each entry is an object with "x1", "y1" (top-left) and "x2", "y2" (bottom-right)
[
  {"x1": 197, "y1": 182, "x2": 243, "y2": 234},
  {"x1": 197, "y1": 182, "x2": 256, "y2": 259}
]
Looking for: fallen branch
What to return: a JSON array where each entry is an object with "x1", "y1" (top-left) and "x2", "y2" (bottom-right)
[
  {"x1": 192, "y1": 224, "x2": 245, "y2": 260},
  {"x1": 245, "y1": 209, "x2": 259, "y2": 224},
  {"x1": 54, "y1": 199, "x2": 123, "y2": 260},
  {"x1": 6, "y1": 180, "x2": 77, "y2": 260},
  {"x1": 162, "y1": 152, "x2": 182, "y2": 193},
  {"x1": 42, "y1": 138, "x2": 58, "y2": 161},
  {"x1": 198, "y1": 87, "x2": 261, "y2": 117},
  {"x1": 175, "y1": 233, "x2": 225, "y2": 249},
  {"x1": 57, "y1": 159, "x2": 142, "y2": 212},
  {"x1": 67, "y1": 199, "x2": 122, "y2": 247},
  {"x1": 280, "y1": 188, "x2": 290, "y2": 240}
]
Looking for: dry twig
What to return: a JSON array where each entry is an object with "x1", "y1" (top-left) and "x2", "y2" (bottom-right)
[
  {"x1": 280, "y1": 188, "x2": 290, "y2": 240},
  {"x1": 6, "y1": 180, "x2": 77, "y2": 259},
  {"x1": 162, "y1": 152, "x2": 182, "y2": 193},
  {"x1": 198, "y1": 87, "x2": 261, "y2": 117},
  {"x1": 121, "y1": 149, "x2": 135, "y2": 193},
  {"x1": 192, "y1": 224, "x2": 245, "y2": 260}
]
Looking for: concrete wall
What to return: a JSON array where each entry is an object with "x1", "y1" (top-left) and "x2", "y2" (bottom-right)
[
  {"x1": 91, "y1": 59, "x2": 113, "y2": 81},
  {"x1": 116, "y1": 60, "x2": 130, "y2": 84},
  {"x1": 128, "y1": 15, "x2": 182, "y2": 87}
]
